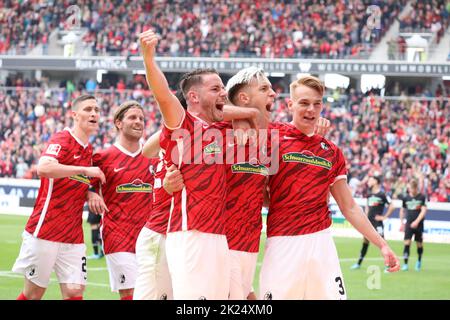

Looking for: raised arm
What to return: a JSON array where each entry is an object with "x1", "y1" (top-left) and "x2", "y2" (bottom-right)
[
  {"x1": 223, "y1": 104, "x2": 259, "y2": 127},
  {"x1": 330, "y1": 179, "x2": 400, "y2": 272},
  {"x1": 139, "y1": 30, "x2": 185, "y2": 128},
  {"x1": 142, "y1": 130, "x2": 161, "y2": 159}
]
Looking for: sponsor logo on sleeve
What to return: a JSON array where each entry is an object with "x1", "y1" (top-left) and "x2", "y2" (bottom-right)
[
  {"x1": 46, "y1": 144, "x2": 61, "y2": 156},
  {"x1": 204, "y1": 141, "x2": 222, "y2": 154},
  {"x1": 70, "y1": 174, "x2": 91, "y2": 185}
]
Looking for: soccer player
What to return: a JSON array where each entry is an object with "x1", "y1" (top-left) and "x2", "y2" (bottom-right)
[
  {"x1": 133, "y1": 157, "x2": 173, "y2": 300},
  {"x1": 222, "y1": 68, "x2": 276, "y2": 300},
  {"x1": 12, "y1": 94, "x2": 106, "y2": 300},
  {"x1": 350, "y1": 175, "x2": 396, "y2": 269},
  {"x1": 87, "y1": 100, "x2": 158, "y2": 300},
  {"x1": 140, "y1": 29, "x2": 236, "y2": 299},
  {"x1": 133, "y1": 92, "x2": 186, "y2": 300},
  {"x1": 260, "y1": 76, "x2": 400, "y2": 300},
  {"x1": 399, "y1": 178, "x2": 427, "y2": 271}
]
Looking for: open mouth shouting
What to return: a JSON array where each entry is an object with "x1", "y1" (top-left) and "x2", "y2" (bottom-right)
[{"x1": 215, "y1": 103, "x2": 224, "y2": 112}]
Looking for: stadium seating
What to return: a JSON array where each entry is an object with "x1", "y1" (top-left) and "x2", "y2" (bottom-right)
[{"x1": 1, "y1": 0, "x2": 407, "y2": 58}]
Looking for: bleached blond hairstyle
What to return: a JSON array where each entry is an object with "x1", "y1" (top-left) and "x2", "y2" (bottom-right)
[{"x1": 225, "y1": 66, "x2": 267, "y2": 104}]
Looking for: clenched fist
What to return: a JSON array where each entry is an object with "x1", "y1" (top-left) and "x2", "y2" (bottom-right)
[{"x1": 139, "y1": 29, "x2": 159, "y2": 61}]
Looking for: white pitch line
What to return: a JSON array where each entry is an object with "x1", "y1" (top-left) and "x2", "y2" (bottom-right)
[
  {"x1": 0, "y1": 271, "x2": 109, "y2": 288},
  {"x1": 257, "y1": 256, "x2": 449, "y2": 266},
  {"x1": 87, "y1": 267, "x2": 108, "y2": 271}
]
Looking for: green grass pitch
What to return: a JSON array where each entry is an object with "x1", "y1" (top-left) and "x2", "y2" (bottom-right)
[{"x1": 1, "y1": 214, "x2": 449, "y2": 300}]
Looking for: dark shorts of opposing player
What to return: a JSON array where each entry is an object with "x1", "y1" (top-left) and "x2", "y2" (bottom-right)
[
  {"x1": 404, "y1": 223, "x2": 424, "y2": 242},
  {"x1": 87, "y1": 211, "x2": 101, "y2": 225},
  {"x1": 369, "y1": 219, "x2": 384, "y2": 238}
]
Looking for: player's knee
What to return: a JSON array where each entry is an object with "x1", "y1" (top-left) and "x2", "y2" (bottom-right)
[
  {"x1": 61, "y1": 285, "x2": 85, "y2": 299},
  {"x1": 23, "y1": 280, "x2": 46, "y2": 300},
  {"x1": 22, "y1": 289, "x2": 45, "y2": 300}
]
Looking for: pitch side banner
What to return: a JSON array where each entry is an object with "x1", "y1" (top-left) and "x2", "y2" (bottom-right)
[
  {"x1": 330, "y1": 199, "x2": 450, "y2": 243},
  {"x1": 1, "y1": 56, "x2": 450, "y2": 76},
  {"x1": 0, "y1": 178, "x2": 88, "y2": 217}
]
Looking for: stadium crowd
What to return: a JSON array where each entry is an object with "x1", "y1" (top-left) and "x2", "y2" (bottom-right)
[
  {"x1": 1, "y1": 0, "x2": 406, "y2": 58},
  {"x1": 399, "y1": 0, "x2": 450, "y2": 38},
  {"x1": 1, "y1": 75, "x2": 449, "y2": 202}
]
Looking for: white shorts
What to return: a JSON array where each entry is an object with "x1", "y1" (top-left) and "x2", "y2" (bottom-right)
[
  {"x1": 134, "y1": 227, "x2": 172, "y2": 300},
  {"x1": 229, "y1": 250, "x2": 258, "y2": 300},
  {"x1": 105, "y1": 252, "x2": 137, "y2": 292},
  {"x1": 166, "y1": 231, "x2": 230, "y2": 300},
  {"x1": 12, "y1": 231, "x2": 87, "y2": 288},
  {"x1": 259, "y1": 228, "x2": 347, "y2": 300}
]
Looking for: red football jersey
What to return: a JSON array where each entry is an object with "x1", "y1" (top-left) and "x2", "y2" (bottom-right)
[
  {"x1": 268, "y1": 124, "x2": 347, "y2": 237},
  {"x1": 25, "y1": 129, "x2": 93, "y2": 244},
  {"x1": 144, "y1": 159, "x2": 172, "y2": 234},
  {"x1": 160, "y1": 111, "x2": 227, "y2": 234},
  {"x1": 93, "y1": 143, "x2": 157, "y2": 254},
  {"x1": 218, "y1": 122, "x2": 271, "y2": 253}
]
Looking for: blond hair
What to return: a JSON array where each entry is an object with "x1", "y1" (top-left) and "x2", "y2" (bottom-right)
[
  {"x1": 113, "y1": 100, "x2": 144, "y2": 130},
  {"x1": 226, "y1": 66, "x2": 267, "y2": 104},
  {"x1": 290, "y1": 76, "x2": 325, "y2": 99}
]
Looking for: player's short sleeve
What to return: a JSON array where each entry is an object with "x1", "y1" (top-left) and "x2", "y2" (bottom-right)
[
  {"x1": 92, "y1": 152, "x2": 102, "y2": 167},
  {"x1": 385, "y1": 194, "x2": 392, "y2": 204},
  {"x1": 330, "y1": 147, "x2": 347, "y2": 185},
  {"x1": 41, "y1": 132, "x2": 70, "y2": 163},
  {"x1": 420, "y1": 195, "x2": 427, "y2": 207},
  {"x1": 402, "y1": 196, "x2": 407, "y2": 208},
  {"x1": 163, "y1": 109, "x2": 186, "y2": 131},
  {"x1": 160, "y1": 111, "x2": 193, "y2": 149},
  {"x1": 90, "y1": 152, "x2": 103, "y2": 189}
]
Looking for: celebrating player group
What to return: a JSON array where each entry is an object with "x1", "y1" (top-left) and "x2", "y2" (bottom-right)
[{"x1": 11, "y1": 29, "x2": 400, "y2": 301}]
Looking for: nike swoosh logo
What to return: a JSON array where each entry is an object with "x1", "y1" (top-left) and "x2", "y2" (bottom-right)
[
  {"x1": 114, "y1": 167, "x2": 126, "y2": 172},
  {"x1": 283, "y1": 136, "x2": 298, "y2": 140},
  {"x1": 74, "y1": 155, "x2": 81, "y2": 159}
]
